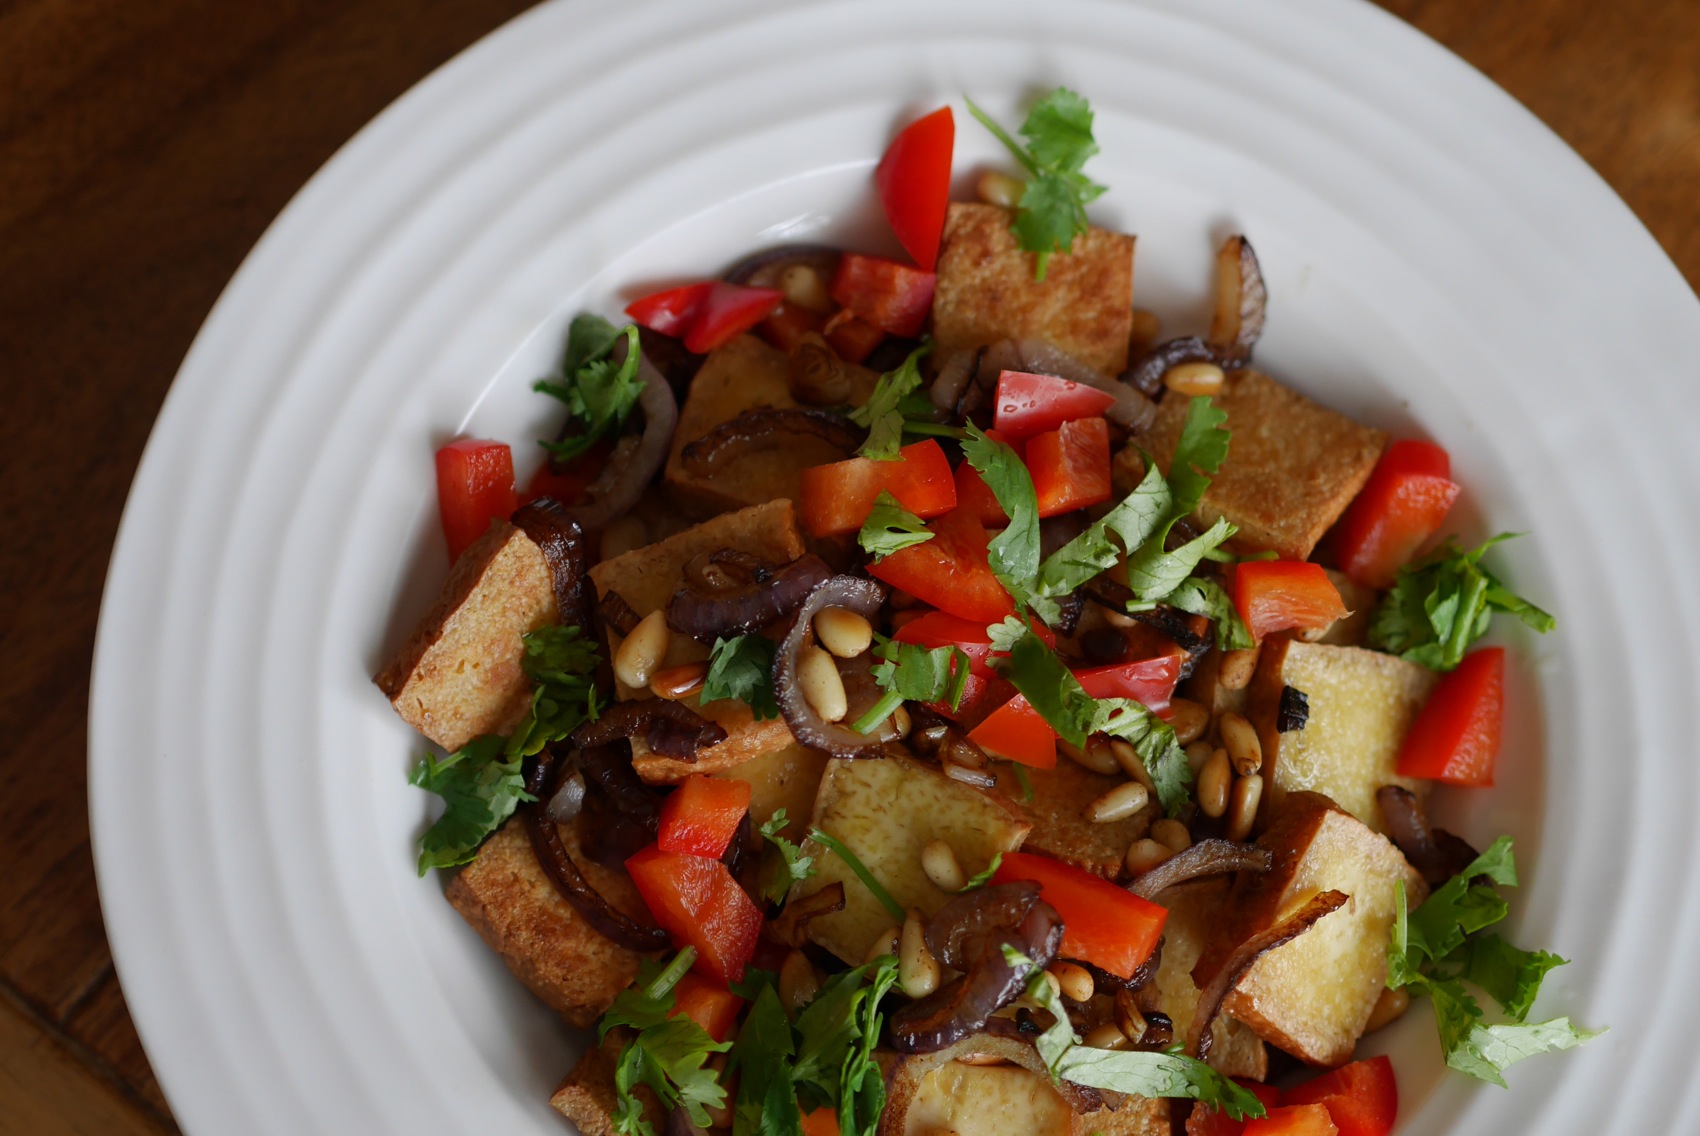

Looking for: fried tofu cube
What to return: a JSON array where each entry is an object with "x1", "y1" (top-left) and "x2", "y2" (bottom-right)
[
  {"x1": 932, "y1": 203, "x2": 1136, "y2": 377},
  {"x1": 445, "y1": 817, "x2": 654, "y2": 1029},
  {"x1": 993, "y1": 758, "x2": 1155, "y2": 880},
  {"x1": 1142, "y1": 370, "x2": 1387, "y2": 560},
  {"x1": 1197, "y1": 793, "x2": 1426, "y2": 1067},
  {"x1": 716, "y1": 741, "x2": 829, "y2": 841},
  {"x1": 794, "y1": 755, "x2": 1030, "y2": 964},
  {"x1": 664, "y1": 334, "x2": 878, "y2": 516},
  {"x1": 897, "y1": 1060, "x2": 1084, "y2": 1136},
  {"x1": 375, "y1": 521, "x2": 557, "y2": 752},
  {"x1": 1077, "y1": 1097, "x2": 1173, "y2": 1136},
  {"x1": 550, "y1": 1033, "x2": 649, "y2": 1136},
  {"x1": 588, "y1": 500, "x2": 807, "y2": 782},
  {"x1": 1248, "y1": 640, "x2": 1437, "y2": 833},
  {"x1": 1150, "y1": 881, "x2": 1268, "y2": 1081}
]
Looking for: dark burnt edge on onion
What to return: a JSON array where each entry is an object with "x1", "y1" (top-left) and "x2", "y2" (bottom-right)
[
  {"x1": 564, "y1": 351, "x2": 678, "y2": 532},
  {"x1": 666, "y1": 552, "x2": 835, "y2": 644},
  {"x1": 599, "y1": 591, "x2": 642, "y2": 637},
  {"x1": 764, "y1": 881, "x2": 847, "y2": 948},
  {"x1": 1276, "y1": 685, "x2": 1310, "y2": 733},
  {"x1": 1126, "y1": 839, "x2": 1273, "y2": 901},
  {"x1": 571, "y1": 698, "x2": 728, "y2": 762},
  {"x1": 1377, "y1": 785, "x2": 1483, "y2": 888},
  {"x1": 721, "y1": 243, "x2": 841, "y2": 287},
  {"x1": 1121, "y1": 336, "x2": 1221, "y2": 399},
  {"x1": 677, "y1": 407, "x2": 866, "y2": 474},
  {"x1": 512, "y1": 498, "x2": 598, "y2": 628},
  {"x1": 773, "y1": 575, "x2": 891, "y2": 758}
]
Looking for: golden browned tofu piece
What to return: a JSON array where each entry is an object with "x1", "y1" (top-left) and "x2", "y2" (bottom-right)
[
  {"x1": 1150, "y1": 881, "x2": 1268, "y2": 1081},
  {"x1": 1248, "y1": 640, "x2": 1437, "y2": 833},
  {"x1": 445, "y1": 817, "x2": 654, "y2": 1029},
  {"x1": 794, "y1": 755, "x2": 1030, "y2": 964},
  {"x1": 1143, "y1": 370, "x2": 1387, "y2": 560},
  {"x1": 664, "y1": 334, "x2": 877, "y2": 515},
  {"x1": 1198, "y1": 793, "x2": 1426, "y2": 1067},
  {"x1": 993, "y1": 758, "x2": 1154, "y2": 880},
  {"x1": 717, "y1": 741, "x2": 829, "y2": 841},
  {"x1": 932, "y1": 203, "x2": 1135, "y2": 377},
  {"x1": 588, "y1": 500, "x2": 807, "y2": 782},
  {"x1": 1079, "y1": 1096, "x2": 1173, "y2": 1136},
  {"x1": 550, "y1": 1033, "x2": 654, "y2": 1136},
  {"x1": 375, "y1": 521, "x2": 556, "y2": 753}
]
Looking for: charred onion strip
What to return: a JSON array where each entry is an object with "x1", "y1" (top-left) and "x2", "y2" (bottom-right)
[
  {"x1": 666, "y1": 552, "x2": 834, "y2": 643},
  {"x1": 764, "y1": 881, "x2": 846, "y2": 947},
  {"x1": 570, "y1": 698, "x2": 727, "y2": 761},
  {"x1": 1377, "y1": 785, "x2": 1481, "y2": 887},
  {"x1": 1207, "y1": 235, "x2": 1267, "y2": 366},
  {"x1": 563, "y1": 352, "x2": 678, "y2": 532},
  {"x1": 598, "y1": 591, "x2": 642, "y2": 637},
  {"x1": 907, "y1": 704, "x2": 994, "y2": 772},
  {"x1": 774, "y1": 576, "x2": 891, "y2": 758},
  {"x1": 512, "y1": 498, "x2": 598, "y2": 630},
  {"x1": 1127, "y1": 839, "x2": 1273, "y2": 901},
  {"x1": 722, "y1": 243, "x2": 841, "y2": 288},
  {"x1": 678, "y1": 408, "x2": 864, "y2": 472},
  {"x1": 1122, "y1": 336, "x2": 1222, "y2": 398}
]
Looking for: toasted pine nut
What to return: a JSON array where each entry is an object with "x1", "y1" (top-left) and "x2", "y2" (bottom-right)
[
  {"x1": 779, "y1": 949, "x2": 822, "y2": 1013},
  {"x1": 891, "y1": 704, "x2": 913, "y2": 738},
  {"x1": 1108, "y1": 739, "x2": 1157, "y2": 794},
  {"x1": 1084, "y1": 1022, "x2": 1131, "y2": 1050},
  {"x1": 1151, "y1": 818, "x2": 1192, "y2": 854},
  {"x1": 1130, "y1": 308, "x2": 1162, "y2": 349},
  {"x1": 1168, "y1": 697, "x2": 1209, "y2": 746},
  {"x1": 1197, "y1": 749, "x2": 1232, "y2": 819},
  {"x1": 814, "y1": 606, "x2": 873, "y2": 658},
  {"x1": 1125, "y1": 838, "x2": 1172, "y2": 875},
  {"x1": 1050, "y1": 962, "x2": 1094, "y2": 1003},
  {"x1": 1219, "y1": 645, "x2": 1260, "y2": 691},
  {"x1": 650, "y1": 661, "x2": 709, "y2": 701},
  {"x1": 865, "y1": 925, "x2": 900, "y2": 965},
  {"x1": 977, "y1": 170, "x2": 1025, "y2": 209},
  {"x1": 798, "y1": 645, "x2": 848, "y2": 722},
  {"x1": 780, "y1": 263, "x2": 833, "y2": 313},
  {"x1": 614, "y1": 610, "x2": 670, "y2": 690},
  {"x1": 1184, "y1": 739, "x2": 1215, "y2": 775},
  {"x1": 1219, "y1": 711, "x2": 1263, "y2": 776},
  {"x1": 599, "y1": 514, "x2": 648, "y2": 560},
  {"x1": 899, "y1": 909, "x2": 941, "y2": 998},
  {"x1": 1087, "y1": 780, "x2": 1150, "y2": 823},
  {"x1": 921, "y1": 840, "x2": 965, "y2": 892},
  {"x1": 1225, "y1": 773, "x2": 1263, "y2": 842},
  {"x1": 1061, "y1": 736, "x2": 1122, "y2": 776},
  {"x1": 1164, "y1": 361, "x2": 1226, "y2": 397},
  {"x1": 1365, "y1": 986, "x2": 1412, "y2": 1033}
]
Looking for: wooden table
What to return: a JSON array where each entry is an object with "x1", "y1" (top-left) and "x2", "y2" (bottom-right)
[{"x1": 1, "y1": 2, "x2": 1693, "y2": 1131}]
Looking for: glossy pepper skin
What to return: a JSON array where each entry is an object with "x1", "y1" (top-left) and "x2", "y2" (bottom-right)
[
  {"x1": 435, "y1": 438, "x2": 516, "y2": 563},
  {"x1": 797, "y1": 439, "x2": 957, "y2": 537},
  {"x1": 657, "y1": 775, "x2": 751, "y2": 860},
  {"x1": 1396, "y1": 646, "x2": 1504, "y2": 786},
  {"x1": 990, "y1": 851, "x2": 1167, "y2": 978},
  {"x1": 625, "y1": 844, "x2": 762, "y2": 986},
  {"x1": 1332, "y1": 440, "x2": 1460, "y2": 588},
  {"x1": 1231, "y1": 560, "x2": 1348, "y2": 641},
  {"x1": 875, "y1": 106, "x2": 954, "y2": 272}
]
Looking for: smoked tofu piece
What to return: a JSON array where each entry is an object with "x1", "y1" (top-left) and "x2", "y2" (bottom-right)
[
  {"x1": 1197, "y1": 793, "x2": 1426, "y2": 1067},
  {"x1": 588, "y1": 500, "x2": 807, "y2": 781},
  {"x1": 664, "y1": 335, "x2": 878, "y2": 515},
  {"x1": 1142, "y1": 370, "x2": 1387, "y2": 560},
  {"x1": 932, "y1": 203, "x2": 1136, "y2": 377},
  {"x1": 550, "y1": 1033, "x2": 650, "y2": 1136},
  {"x1": 445, "y1": 817, "x2": 654, "y2": 1029},
  {"x1": 1149, "y1": 881, "x2": 1268, "y2": 1081},
  {"x1": 895, "y1": 1061, "x2": 1077, "y2": 1136},
  {"x1": 1248, "y1": 639, "x2": 1437, "y2": 833},
  {"x1": 794, "y1": 755, "x2": 1030, "y2": 964},
  {"x1": 716, "y1": 741, "x2": 829, "y2": 841},
  {"x1": 375, "y1": 521, "x2": 556, "y2": 752},
  {"x1": 993, "y1": 758, "x2": 1155, "y2": 880}
]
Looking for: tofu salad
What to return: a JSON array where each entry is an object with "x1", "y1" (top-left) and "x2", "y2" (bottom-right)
[{"x1": 377, "y1": 90, "x2": 1593, "y2": 1136}]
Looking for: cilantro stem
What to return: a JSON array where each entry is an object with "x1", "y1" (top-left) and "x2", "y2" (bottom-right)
[
  {"x1": 808, "y1": 828, "x2": 905, "y2": 922},
  {"x1": 900, "y1": 421, "x2": 970, "y2": 439},
  {"x1": 645, "y1": 946, "x2": 697, "y2": 1001},
  {"x1": 850, "y1": 689, "x2": 905, "y2": 735}
]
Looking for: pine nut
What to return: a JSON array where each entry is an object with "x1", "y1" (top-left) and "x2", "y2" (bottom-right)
[
  {"x1": 899, "y1": 909, "x2": 941, "y2": 998},
  {"x1": 1086, "y1": 780, "x2": 1150, "y2": 823},
  {"x1": 1050, "y1": 962, "x2": 1095, "y2": 1003},
  {"x1": 1184, "y1": 740, "x2": 1214, "y2": 775},
  {"x1": 976, "y1": 170, "x2": 1025, "y2": 209},
  {"x1": 614, "y1": 610, "x2": 670, "y2": 690},
  {"x1": 650, "y1": 661, "x2": 708, "y2": 701},
  {"x1": 814, "y1": 606, "x2": 873, "y2": 658},
  {"x1": 865, "y1": 925, "x2": 900, "y2": 965},
  {"x1": 779, "y1": 949, "x2": 821, "y2": 1013},
  {"x1": 1218, "y1": 645, "x2": 1260, "y2": 691},
  {"x1": 1108, "y1": 739, "x2": 1157, "y2": 794},
  {"x1": 1365, "y1": 986, "x2": 1411, "y2": 1033},
  {"x1": 1060, "y1": 736, "x2": 1122, "y2": 776},
  {"x1": 1225, "y1": 773, "x2": 1263, "y2": 842},
  {"x1": 1218, "y1": 711, "x2": 1263, "y2": 776},
  {"x1": 1151, "y1": 818, "x2": 1192, "y2": 854},
  {"x1": 921, "y1": 840, "x2": 965, "y2": 892},
  {"x1": 1125, "y1": 838, "x2": 1172, "y2": 875},
  {"x1": 798, "y1": 644, "x2": 848, "y2": 722},
  {"x1": 599, "y1": 514, "x2": 648, "y2": 560},
  {"x1": 1164, "y1": 361, "x2": 1226, "y2": 397},
  {"x1": 1197, "y1": 750, "x2": 1231, "y2": 818},
  {"x1": 780, "y1": 264, "x2": 833, "y2": 313},
  {"x1": 1168, "y1": 697, "x2": 1209, "y2": 746},
  {"x1": 891, "y1": 704, "x2": 913, "y2": 738},
  {"x1": 1130, "y1": 308, "x2": 1162, "y2": 350},
  {"x1": 1084, "y1": 1022, "x2": 1131, "y2": 1050}
]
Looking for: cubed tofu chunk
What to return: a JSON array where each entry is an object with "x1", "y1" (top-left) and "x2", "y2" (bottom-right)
[
  {"x1": 1197, "y1": 793, "x2": 1427, "y2": 1067},
  {"x1": 1149, "y1": 881, "x2": 1268, "y2": 1081},
  {"x1": 896, "y1": 1060, "x2": 1078, "y2": 1136},
  {"x1": 445, "y1": 817, "x2": 655, "y2": 1029},
  {"x1": 932, "y1": 203, "x2": 1136, "y2": 377},
  {"x1": 1248, "y1": 639, "x2": 1437, "y2": 833},
  {"x1": 1078, "y1": 1096, "x2": 1173, "y2": 1136},
  {"x1": 1142, "y1": 370, "x2": 1387, "y2": 560},
  {"x1": 664, "y1": 334, "x2": 878, "y2": 515},
  {"x1": 550, "y1": 1033, "x2": 648, "y2": 1136},
  {"x1": 794, "y1": 755, "x2": 1031, "y2": 964},
  {"x1": 993, "y1": 758, "x2": 1155, "y2": 880},
  {"x1": 588, "y1": 500, "x2": 807, "y2": 781},
  {"x1": 375, "y1": 521, "x2": 556, "y2": 752},
  {"x1": 716, "y1": 741, "x2": 829, "y2": 841}
]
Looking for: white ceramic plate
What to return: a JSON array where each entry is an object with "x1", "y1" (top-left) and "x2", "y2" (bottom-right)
[{"x1": 90, "y1": 0, "x2": 1700, "y2": 1132}]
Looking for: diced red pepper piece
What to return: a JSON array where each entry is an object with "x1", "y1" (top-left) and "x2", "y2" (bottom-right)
[
  {"x1": 954, "y1": 460, "x2": 1009, "y2": 527},
  {"x1": 1027, "y1": 416, "x2": 1113, "y2": 517},
  {"x1": 625, "y1": 282, "x2": 713, "y2": 337},
  {"x1": 758, "y1": 299, "x2": 826, "y2": 353},
  {"x1": 435, "y1": 439, "x2": 517, "y2": 563},
  {"x1": 1242, "y1": 1104, "x2": 1339, "y2": 1136},
  {"x1": 1332, "y1": 440, "x2": 1461, "y2": 588},
  {"x1": 797, "y1": 439, "x2": 957, "y2": 537},
  {"x1": 657, "y1": 775, "x2": 752, "y2": 860},
  {"x1": 625, "y1": 281, "x2": 783, "y2": 354},
  {"x1": 625, "y1": 845, "x2": 763, "y2": 985},
  {"x1": 1231, "y1": 561, "x2": 1349, "y2": 641},
  {"x1": 823, "y1": 312, "x2": 885, "y2": 364},
  {"x1": 991, "y1": 852, "x2": 1167, "y2": 977},
  {"x1": 521, "y1": 437, "x2": 613, "y2": 509},
  {"x1": 1187, "y1": 1082, "x2": 1283, "y2": 1136},
  {"x1": 799, "y1": 1107, "x2": 842, "y2": 1136},
  {"x1": 992, "y1": 370, "x2": 1118, "y2": 442},
  {"x1": 967, "y1": 694, "x2": 1057, "y2": 768},
  {"x1": 668, "y1": 971, "x2": 744, "y2": 1044},
  {"x1": 1395, "y1": 646, "x2": 1504, "y2": 786},
  {"x1": 866, "y1": 507, "x2": 1015, "y2": 623},
  {"x1": 1074, "y1": 655, "x2": 1181, "y2": 715},
  {"x1": 830, "y1": 253, "x2": 936, "y2": 338},
  {"x1": 876, "y1": 106, "x2": 954, "y2": 272},
  {"x1": 1281, "y1": 1056, "x2": 1397, "y2": 1136}
]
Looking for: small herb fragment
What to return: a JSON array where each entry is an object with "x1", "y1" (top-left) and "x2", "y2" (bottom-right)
[
  {"x1": 757, "y1": 809, "x2": 817, "y2": 905},
  {"x1": 1369, "y1": 534, "x2": 1555, "y2": 671},
  {"x1": 957, "y1": 851, "x2": 1005, "y2": 892},
  {"x1": 701, "y1": 634, "x2": 780, "y2": 721},
  {"x1": 600, "y1": 949, "x2": 731, "y2": 1136},
  {"x1": 849, "y1": 342, "x2": 932, "y2": 460},
  {"x1": 808, "y1": 828, "x2": 905, "y2": 922},
  {"x1": 857, "y1": 492, "x2": 936, "y2": 562},
  {"x1": 534, "y1": 316, "x2": 644, "y2": 461},
  {"x1": 961, "y1": 423, "x2": 1052, "y2": 620}
]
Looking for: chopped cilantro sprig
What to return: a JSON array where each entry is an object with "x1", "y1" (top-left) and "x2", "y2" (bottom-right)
[
  {"x1": 849, "y1": 342, "x2": 935, "y2": 460},
  {"x1": 701, "y1": 634, "x2": 780, "y2": 720},
  {"x1": 851, "y1": 636, "x2": 970, "y2": 734},
  {"x1": 1369, "y1": 534, "x2": 1555, "y2": 671},
  {"x1": 757, "y1": 810, "x2": 817, "y2": 905},
  {"x1": 535, "y1": 315, "x2": 645, "y2": 461},
  {"x1": 856, "y1": 492, "x2": 935, "y2": 563},
  {"x1": 600, "y1": 949, "x2": 731, "y2": 1136}
]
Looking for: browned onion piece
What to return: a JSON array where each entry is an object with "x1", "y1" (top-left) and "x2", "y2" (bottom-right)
[
  {"x1": 545, "y1": 767, "x2": 587, "y2": 823},
  {"x1": 929, "y1": 347, "x2": 979, "y2": 412},
  {"x1": 598, "y1": 591, "x2": 642, "y2": 637},
  {"x1": 1186, "y1": 890, "x2": 1347, "y2": 1060},
  {"x1": 636, "y1": 325, "x2": 702, "y2": 399},
  {"x1": 1207, "y1": 235, "x2": 1267, "y2": 366},
  {"x1": 571, "y1": 698, "x2": 727, "y2": 760},
  {"x1": 1127, "y1": 839, "x2": 1273, "y2": 900},
  {"x1": 905, "y1": 704, "x2": 993, "y2": 771},
  {"x1": 1121, "y1": 336, "x2": 1222, "y2": 398},
  {"x1": 678, "y1": 408, "x2": 864, "y2": 473},
  {"x1": 666, "y1": 552, "x2": 834, "y2": 643},
  {"x1": 926, "y1": 882, "x2": 1043, "y2": 969},
  {"x1": 1377, "y1": 785, "x2": 1481, "y2": 887},
  {"x1": 722, "y1": 243, "x2": 841, "y2": 288},
  {"x1": 563, "y1": 353, "x2": 678, "y2": 532},
  {"x1": 765, "y1": 881, "x2": 846, "y2": 947},
  {"x1": 774, "y1": 576, "x2": 891, "y2": 758},
  {"x1": 512, "y1": 498, "x2": 597, "y2": 630}
]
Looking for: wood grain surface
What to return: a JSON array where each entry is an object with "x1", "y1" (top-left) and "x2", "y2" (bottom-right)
[{"x1": 1, "y1": 1, "x2": 1694, "y2": 1132}]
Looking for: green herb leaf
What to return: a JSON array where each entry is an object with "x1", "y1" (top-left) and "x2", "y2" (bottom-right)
[
  {"x1": 857, "y1": 492, "x2": 936, "y2": 562},
  {"x1": 1033, "y1": 461, "x2": 1171, "y2": 600},
  {"x1": 1123, "y1": 516, "x2": 1237, "y2": 608},
  {"x1": 808, "y1": 828, "x2": 905, "y2": 922},
  {"x1": 985, "y1": 614, "x2": 1030, "y2": 652},
  {"x1": 1165, "y1": 395, "x2": 1232, "y2": 518},
  {"x1": 601, "y1": 950, "x2": 732, "y2": 1136},
  {"x1": 536, "y1": 319, "x2": 645, "y2": 461},
  {"x1": 728, "y1": 979, "x2": 799, "y2": 1136},
  {"x1": 961, "y1": 423, "x2": 1052, "y2": 619},
  {"x1": 1369, "y1": 534, "x2": 1555, "y2": 671},
  {"x1": 957, "y1": 852, "x2": 1005, "y2": 893},
  {"x1": 1091, "y1": 698, "x2": 1190, "y2": 816},
  {"x1": 507, "y1": 624, "x2": 603, "y2": 757},
  {"x1": 1459, "y1": 934, "x2": 1568, "y2": 1023},
  {"x1": 1441, "y1": 1016, "x2": 1598, "y2": 1088},
  {"x1": 701, "y1": 634, "x2": 780, "y2": 721},
  {"x1": 757, "y1": 810, "x2": 817, "y2": 905},
  {"x1": 1165, "y1": 576, "x2": 1256, "y2": 651},
  {"x1": 409, "y1": 737, "x2": 530, "y2": 874},
  {"x1": 871, "y1": 638, "x2": 971, "y2": 707},
  {"x1": 849, "y1": 342, "x2": 932, "y2": 460}
]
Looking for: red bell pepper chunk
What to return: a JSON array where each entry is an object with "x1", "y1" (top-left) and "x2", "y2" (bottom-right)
[
  {"x1": 625, "y1": 845, "x2": 763, "y2": 985},
  {"x1": 1282, "y1": 1056, "x2": 1397, "y2": 1136},
  {"x1": 866, "y1": 507, "x2": 1015, "y2": 623},
  {"x1": 991, "y1": 852, "x2": 1167, "y2": 978},
  {"x1": 1232, "y1": 561, "x2": 1349, "y2": 641},
  {"x1": 830, "y1": 253, "x2": 936, "y2": 338},
  {"x1": 1396, "y1": 646, "x2": 1504, "y2": 786},
  {"x1": 823, "y1": 312, "x2": 885, "y2": 364},
  {"x1": 1027, "y1": 416, "x2": 1113, "y2": 518},
  {"x1": 625, "y1": 281, "x2": 713, "y2": 337},
  {"x1": 435, "y1": 439, "x2": 517, "y2": 563},
  {"x1": 521, "y1": 437, "x2": 613, "y2": 510},
  {"x1": 1074, "y1": 655, "x2": 1182, "y2": 715},
  {"x1": 954, "y1": 459, "x2": 1010, "y2": 527},
  {"x1": 967, "y1": 694, "x2": 1058, "y2": 768},
  {"x1": 1242, "y1": 1104, "x2": 1339, "y2": 1136},
  {"x1": 625, "y1": 281, "x2": 783, "y2": 353},
  {"x1": 1333, "y1": 440, "x2": 1461, "y2": 588},
  {"x1": 992, "y1": 370, "x2": 1118, "y2": 442},
  {"x1": 876, "y1": 106, "x2": 954, "y2": 272},
  {"x1": 799, "y1": 1107, "x2": 842, "y2": 1136},
  {"x1": 1187, "y1": 1082, "x2": 1282, "y2": 1136},
  {"x1": 668, "y1": 971, "x2": 745, "y2": 1043},
  {"x1": 657, "y1": 775, "x2": 752, "y2": 860},
  {"x1": 797, "y1": 439, "x2": 957, "y2": 537}
]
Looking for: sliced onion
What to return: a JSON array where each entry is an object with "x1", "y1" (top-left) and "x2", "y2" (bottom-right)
[
  {"x1": 511, "y1": 498, "x2": 597, "y2": 630},
  {"x1": 564, "y1": 352, "x2": 678, "y2": 531},
  {"x1": 1007, "y1": 339, "x2": 1155, "y2": 433},
  {"x1": 545, "y1": 768, "x2": 587, "y2": 823},
  {"x1": 765, "y1": 881, "x2": 846, "y2": 947},
  {"x1": 927, "y1": 882, "x2": 1044, "y2": 970},
  {"x1": 1207, "y1": 235, "x2": 1267, "y2": 366},
  {"x1": 721, "y1": 243, "x2": 841, "y2": 287},
  {"x1": 929, "y1": 347, "x2": 980, "y2": 412},
  {"x1": 1127, "y1": 839, "x2": 1272, "y2": 901},
  {"x1": 1377, "y1": 785, "x2": 1481, "y2": 887},
  {"x1": 571, "y1": 699, "x2": 728, "y2": 761},
  {"x1": 773, "y1": 576, "x2": 891, "y2": 758},
  {"x1": 1121, "y1": 336, "x2": 1221, "y2": 399},
  {"x1": 678, "y1": 408, "x2": 864, "y2": 472},
  {"x1": 598, "y1": 591, "x2": 642, "y2": 637},
  {"x1": 666, "y1": 552, "x2": 834, "y2": 642}
]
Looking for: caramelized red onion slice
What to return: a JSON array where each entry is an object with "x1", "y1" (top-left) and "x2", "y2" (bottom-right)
[
  {"x1": 1127, "y1": 839, "x2": 1273, "y2": 901},
  {"x1": 773, "y1": 576, "x2": 891, "y2": 758},
  {"x1": 1207, "y1": 235, "x2": 1267, "y2": 366},
  {"x1": 598, "y1": 591, "x2": 642, "y2": 637},
  {"x1": 666, "y1": 552, "x2": 834, "y2": 643},
  {"x1": 722, "y1": 243, "x2": 841, "y2": 287},
  {"x1": 678, "y1": 407, "x2": 865, "y2": 473},
  {"x1": 926, "y1": 882, "x2": 1044, "y2": 970},
  {"x1": 1122, "y1": 335, "x2": 1221, "y2": 398},
  {"x1": 512, "y1": 498, "x2": 598, "y2": 629},
  {"x1": 765, "y1": 881, "x2": 846, "y2": 947},
  {"x1": 1377, "y1": 785, "x2": 1482, "y2": 887},
  {"x1": 570, "y1": 698, "x2": 728, "y2": 761},
  {"x1": 545, "y1": 767, "x2": 587, "y2": 823},
  {"x1": 563, "y1": 352, "x2": 677, "y2": 532}
]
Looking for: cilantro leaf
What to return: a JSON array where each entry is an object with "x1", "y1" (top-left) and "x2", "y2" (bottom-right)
[
  {"x1": 701, "y1": 634, "x2": 780, "y2": 721},
  {"x1": 1369, "y1": 534, "x2": 1555, "y2": 671},
  {"x1": 957, "y1": 851, "x2": 1005, "y2": 892},
  {"x1": 808, "y1": 828, "x2": 905, "y2": 922},
  {"x1": 1459, "y1": 934, "x2": 1568, "y2": 1023},
  {"x1": 986, "y1": 614, "x2": 1029, "y2": 652},
  {"x1": 849, "y1": 342, "x2": 931, "y2": 460},
  {"x1": 1033, "y1": 461, "x2": 1171, "y2": 599},
  {"x1": 728, "y1": 979, "x2": 798, "y2": 1136},
  {"x1": 1165, "y1": 395, "x2": 1232, "y2": 517},
  {"x1": 757, "y1": 809, "x2": 817, "y2": 905},
  {"x1": 1443, "y1": 1017, "x2": 1597, "y2": 1087},
  {"x1": 508, "y1": 624, "x2": 603, "y2": 757},
  {"x1": 601, "y1": 950, "x2": 732, "y2": 1136},
  {"x1": 1092, "y1": 698, "x2": 1191, "y2": 816},
  {"x1": 851, "y1": 636, "x2": 968, "y2": 734},
  {"x1": 857, "y1": 492, "x2": 935, "y2": 562},
  {"x1": 535, "y1": 318, "x2": 645, "y2": 461},
  {"x1": 961, "y1": 423, "x2": 1052, "y2": 619},
  {"x1": 1165, "y1": 575, "x2": 1255, "y2": 651},
  {"x1": 1123, "y1": 515, "x2": 1237, "y2": 608}
]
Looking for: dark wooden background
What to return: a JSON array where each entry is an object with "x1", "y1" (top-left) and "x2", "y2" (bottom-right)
[{"x1": 1, "y1": 1, "x2": 1693, "y2": 1131}]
